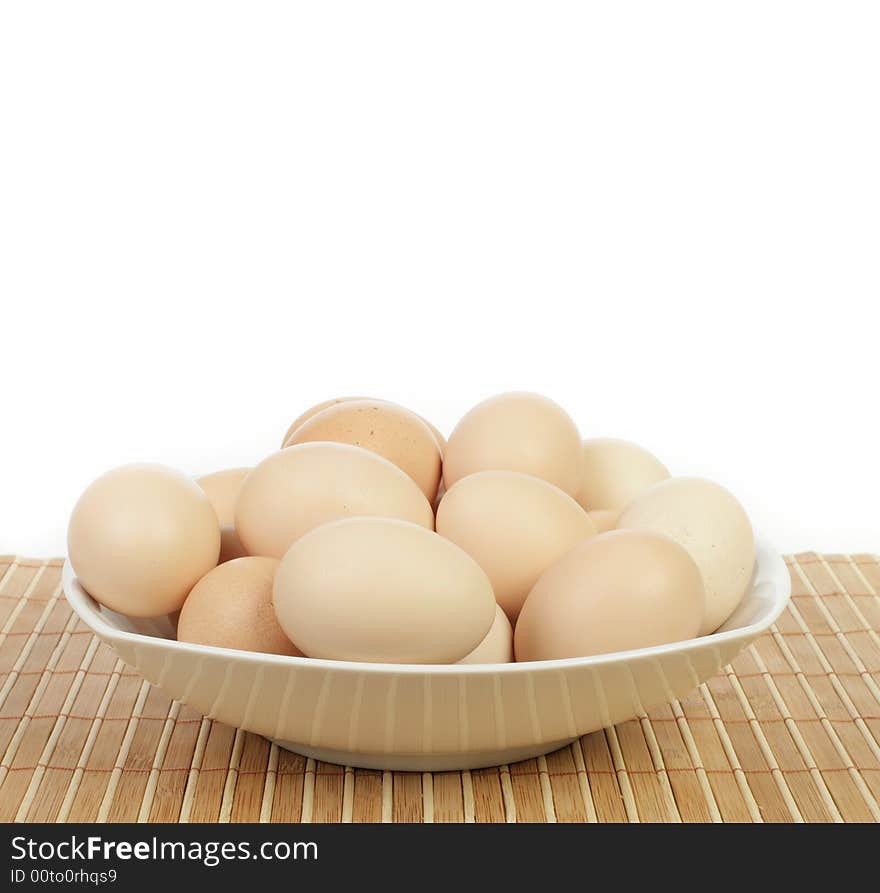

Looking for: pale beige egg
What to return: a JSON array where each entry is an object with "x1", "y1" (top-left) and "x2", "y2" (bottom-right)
[
  {"x1": 618, "y1": 477, "x2": 755, "y2": 635},
  {"x1": 177, "y1": 557, "x2": 302, "y2": 656},
  {"x1": 436, "y1": 470, "x2": 596, "y2": 622},
  {"x1": 284, "y1": 399, "x2": 442, "y2": 502},
  {"x1": 273, "y1": 517, "x2": 496, "y2": 663},
  {"x1": 235, "y1": 442, "x2": 433, "y2": 559},
  {"x1": 515, "y1": 530, "x2": 705, "y2": 661},
  {"x1": 68, "y1": 463, "x2": 220, "y2": 617},
  {"x1": 443, "y1": 392, "x2": 583, "y2": 496},
  {"x1": 575, "y1": 438, "x2": 669, "y2": 511},
  {"x1": 282, "y1": 396, "x2": 446, "y2": 455},
  {"x1": 457, "y1": 604, "x2": 513, "y2": 664},
  {"x1": 587, "y1": 509, "x2": 620, "y2": 533},
  {"x1": 197, "y1": 467, "x2": 251, "y2": 563}
]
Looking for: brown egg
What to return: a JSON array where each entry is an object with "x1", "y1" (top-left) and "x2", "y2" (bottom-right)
[
  {"x1": 587, "y1": 509, "x2": 620, "y2": 533},
  {"x1": 284, "y1": 399, "x2": 442, "y2": 502},
  {"x1": 235, "y1": 442, "x2": 434, "y2": 559},
  {"x1": 432, "y1": 479, "x2": 446, "y2": 513},
  {"x1": 576, "y1": 438, "x2": 670, "y2": 511},
  {"x1": 197, "y1": 468, "x2": 251, "y2": 563},
  {"x1": 282, "y1": 396, "x2": 446, "y2": 455},
  {"x1": 423, "y1": 419, "x2": 447, "y2": 455},
  {"x1": 618, "y1": 477, "x2": 755, "y2": 635},
  {"x1": 273, "y1": 518, "x2": 496, "y2": 664},
  {"x1": 177, "y1": 557, "x2": 302, "y2": 656},
  {"x1": 68, "y1": 463, "x2": 220, "y2": 617},
  {"x1": 436, "y1": 470, "x2": 596, "y2": 622},
  {"x1": 457, "y1": 605, "x2": 513, "y2": 664},
  {"x1": 515, "y1": 530, "x2": 705, "y2": 661},
  {"x1": 281, "y1": 396, "x2": 368, "y2": 446},
  {"x1": 443, "y1": 392, "x2": 583, "y2": 496}
]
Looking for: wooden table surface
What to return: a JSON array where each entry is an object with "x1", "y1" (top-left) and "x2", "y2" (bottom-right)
[{"x1": 1, "y1": 552, "x2": 879, "y2": 822}]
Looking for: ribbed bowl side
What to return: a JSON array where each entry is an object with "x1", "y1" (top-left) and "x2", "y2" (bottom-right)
[{"x1": 116, "y1": 631, "x2": 751, "y2": 760}]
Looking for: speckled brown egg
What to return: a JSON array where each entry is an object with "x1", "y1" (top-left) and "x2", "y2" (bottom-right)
[
  {"x1": 281, "y1": 396, "x2": 368, "y2": 447},
  {"x1": 197, "y1": 467, "x2": 251, "y2": 563},
  {"x1": 68, "y1": 463, "x2": 220, "y2": 617},
  {"x1": 284, "y1": 399, "x2": 442, "y2": 502},
  {"x1": 177, "y1": 557, "x2": 302, "y2": 656},
  {"x1": 282, "y1": 396, "x2": 446, "y2": 455}
]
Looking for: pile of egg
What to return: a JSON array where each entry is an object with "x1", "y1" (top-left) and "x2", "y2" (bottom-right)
[{"x1": 67, "y1": 393, "x2": 756, "y2": 665}]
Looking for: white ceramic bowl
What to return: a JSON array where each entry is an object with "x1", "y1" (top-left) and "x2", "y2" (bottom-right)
[{"x1": 62, "y1": 535, "x2": 790, "y2": 771}]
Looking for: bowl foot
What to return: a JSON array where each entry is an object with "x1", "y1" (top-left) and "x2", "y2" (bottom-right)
[{"x1": 268, "y1": 737, "x2": 577, "y2": 771}]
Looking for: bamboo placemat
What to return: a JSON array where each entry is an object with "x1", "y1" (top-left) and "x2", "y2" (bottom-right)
[{"x1": 1, "y1": 552, "x2": 879, "y2": 823}]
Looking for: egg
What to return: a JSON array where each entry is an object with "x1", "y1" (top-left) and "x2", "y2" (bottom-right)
[
  {"x1": 282, "y1": 396, "x2": 446, "y2": 455},
  {"x1": 177, "y1": 557, "x2": 302, "y2": 656},
  {"x1": 587, "y1": 509, "x2": 620, "y2": 533},
  {"x1": 423, "y1": 419, "x2": 447, "y2": 455},
  {"x1": 284, "y1": 399, "x2": 442, "y2": 502},
  {"x1": 273, "y1": 517, "x2": 496, "y2": 663},
  {"x1": 617, "y1": 477, "x2": 755, "y2": 635},
  {"x1": 515, "y1": 530, "x2": 705, "y2": 661},
  {"x1": 68, "y1": 463, "x2": 220, "y2": 617},
  {"x1": 443, "y1": 392, "x2": 583, "y2": 496},
  {"x1": 436, "y1": 470, "x2": 596, "y2": 622},
  {"x1": 281, "y1": 396, "x2": 368, "y2": 446},
  {"x1": 576, "y1": 438, "x2": 670, "y2": 511},
  {"x1": 457, "y1": 604, "x2": 513, "y2": 664},
  {"x1": 197, "y1": 467, "x2": 251, "y2": 563},
  {"x1": 235, "y1": 442, "x2": 433, "y2": 559}
]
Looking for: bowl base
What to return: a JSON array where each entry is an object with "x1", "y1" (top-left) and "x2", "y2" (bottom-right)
[{"x1": 269, "y1": 737, "x2": 577, "y2": 772}]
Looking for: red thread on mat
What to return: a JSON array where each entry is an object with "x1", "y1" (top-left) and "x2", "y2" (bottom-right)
[
  {"x1": 3, "y1": 764, "x2": 876, "y2": 778},
  {"x1": 0, "y1": 669, "x2": 139, "y2": 679},
  {"x1": 1, "y1": 630, "x2": 92, "y2": 638},
  {"x1": 774, "y1": 629, "x2": 875, "y2": 637},
  {"x1": 3, "y1": 626, "x2": 876, "y2": 639},
  {"x1": 0, "y1": 714, "x2": 202, "y2": 724},
  {"x1": 730, "y1": 670, "x2": 878, "y2": 679},
  {"x1": 794, "y1": 556, "x2": 880, "y2": 568},
  {"x1": 0, "y1": 594, "x2": 55, "y2": 602},
  {"x1": 12, "y1": 713, "x2": 880, "y2": 724},
  {"x1": 3, "y1": 712, "x2": 877, "y2": 726}
]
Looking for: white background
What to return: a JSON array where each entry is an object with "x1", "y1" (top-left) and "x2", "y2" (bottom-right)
[{"x1": 1, "y1": 2, "x2": 877, "y2": 556}]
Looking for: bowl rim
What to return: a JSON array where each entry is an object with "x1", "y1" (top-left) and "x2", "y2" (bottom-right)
[{"x1": 62, "y1": 533, "x2": 790, "y2": 677}]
